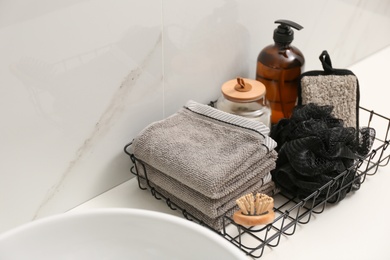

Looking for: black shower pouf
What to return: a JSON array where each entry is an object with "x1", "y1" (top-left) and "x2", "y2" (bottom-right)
[{"x1": 270, "y1": 103, "x2": 375, "y2": 203}]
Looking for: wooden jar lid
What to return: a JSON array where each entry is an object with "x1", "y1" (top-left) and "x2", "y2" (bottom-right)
[{"x1": 221, "y1": 77, "x2": 266, "y2": 103}]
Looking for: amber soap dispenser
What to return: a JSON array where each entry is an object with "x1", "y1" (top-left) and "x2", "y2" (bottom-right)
[{"x1": 256, "y1": 19, "x2": 305, "y2": 124}]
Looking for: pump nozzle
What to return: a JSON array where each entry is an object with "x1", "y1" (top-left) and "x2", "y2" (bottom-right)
[{"x1": 273, "y1": 19, "x2": 303, "y2": 44}]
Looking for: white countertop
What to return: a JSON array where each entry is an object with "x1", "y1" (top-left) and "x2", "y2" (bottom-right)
[{"x1": 71, "y1": 46, "x2": 390, "y2": 260}]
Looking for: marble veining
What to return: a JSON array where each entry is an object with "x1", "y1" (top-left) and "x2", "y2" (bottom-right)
[{"x1": 32, "y1": 32, "x2": 163, "y2": 220}]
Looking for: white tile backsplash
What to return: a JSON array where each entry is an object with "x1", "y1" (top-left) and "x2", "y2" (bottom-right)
[{"x1": 1, "y1": 0, "x2": 389, "y2": 233}]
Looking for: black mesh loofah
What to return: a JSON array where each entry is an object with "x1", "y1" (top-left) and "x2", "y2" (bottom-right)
[{"x1": 271, "y1": 104, "x2": 375, "y2": 203}]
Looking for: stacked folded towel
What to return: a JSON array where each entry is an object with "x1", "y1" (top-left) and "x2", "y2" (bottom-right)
[{"x1": 129, "y1": 100, "x2": 278, "y2": 230}]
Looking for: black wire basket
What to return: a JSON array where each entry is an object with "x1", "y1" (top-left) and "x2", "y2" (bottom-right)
[{"x1": 124, "y1": 107, "x2": 389, "y2": 258}]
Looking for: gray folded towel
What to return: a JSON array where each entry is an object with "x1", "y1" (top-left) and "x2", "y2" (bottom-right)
[
  {"x1": 139, "y1": 177, "x2": 277, "y2": 230},
  {"x1": 131, "y1": 100, "x2": 277, "y2": 199},
  {"x1": 136, "y1": 152, "x2": 276, "y2": 218}
]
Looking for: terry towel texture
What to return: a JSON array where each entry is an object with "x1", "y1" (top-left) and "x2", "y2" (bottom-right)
[
  {"x1": 131, "y1": 102, "x2": 276, "y2": 199},
  {"x1": 136, "y1": 153, "x2": 276, "y2": 218},
  {"x1": 139, "y1": 177, "x2": 276, "y2": 230},
  {"x1": 130, "y1": 100, "x2": 278, "y2": 230}
]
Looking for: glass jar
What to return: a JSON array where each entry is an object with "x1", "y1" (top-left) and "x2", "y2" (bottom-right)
[{"x1": 215, "y1": 78, "x2": 271, "y2": 128}]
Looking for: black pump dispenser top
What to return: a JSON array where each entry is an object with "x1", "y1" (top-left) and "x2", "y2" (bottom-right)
[{"x1": 273, "y1": 19, "x2": 303, "y2": 44}]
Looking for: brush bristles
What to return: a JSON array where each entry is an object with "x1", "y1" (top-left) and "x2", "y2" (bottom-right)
[{"x1": 236, "y1": 193, "x2": 273, "y2": 216}]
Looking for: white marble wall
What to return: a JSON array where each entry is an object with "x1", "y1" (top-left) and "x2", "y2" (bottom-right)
[{"x1": 1, "y1": 0, "x2": 389, "y2": 233}]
